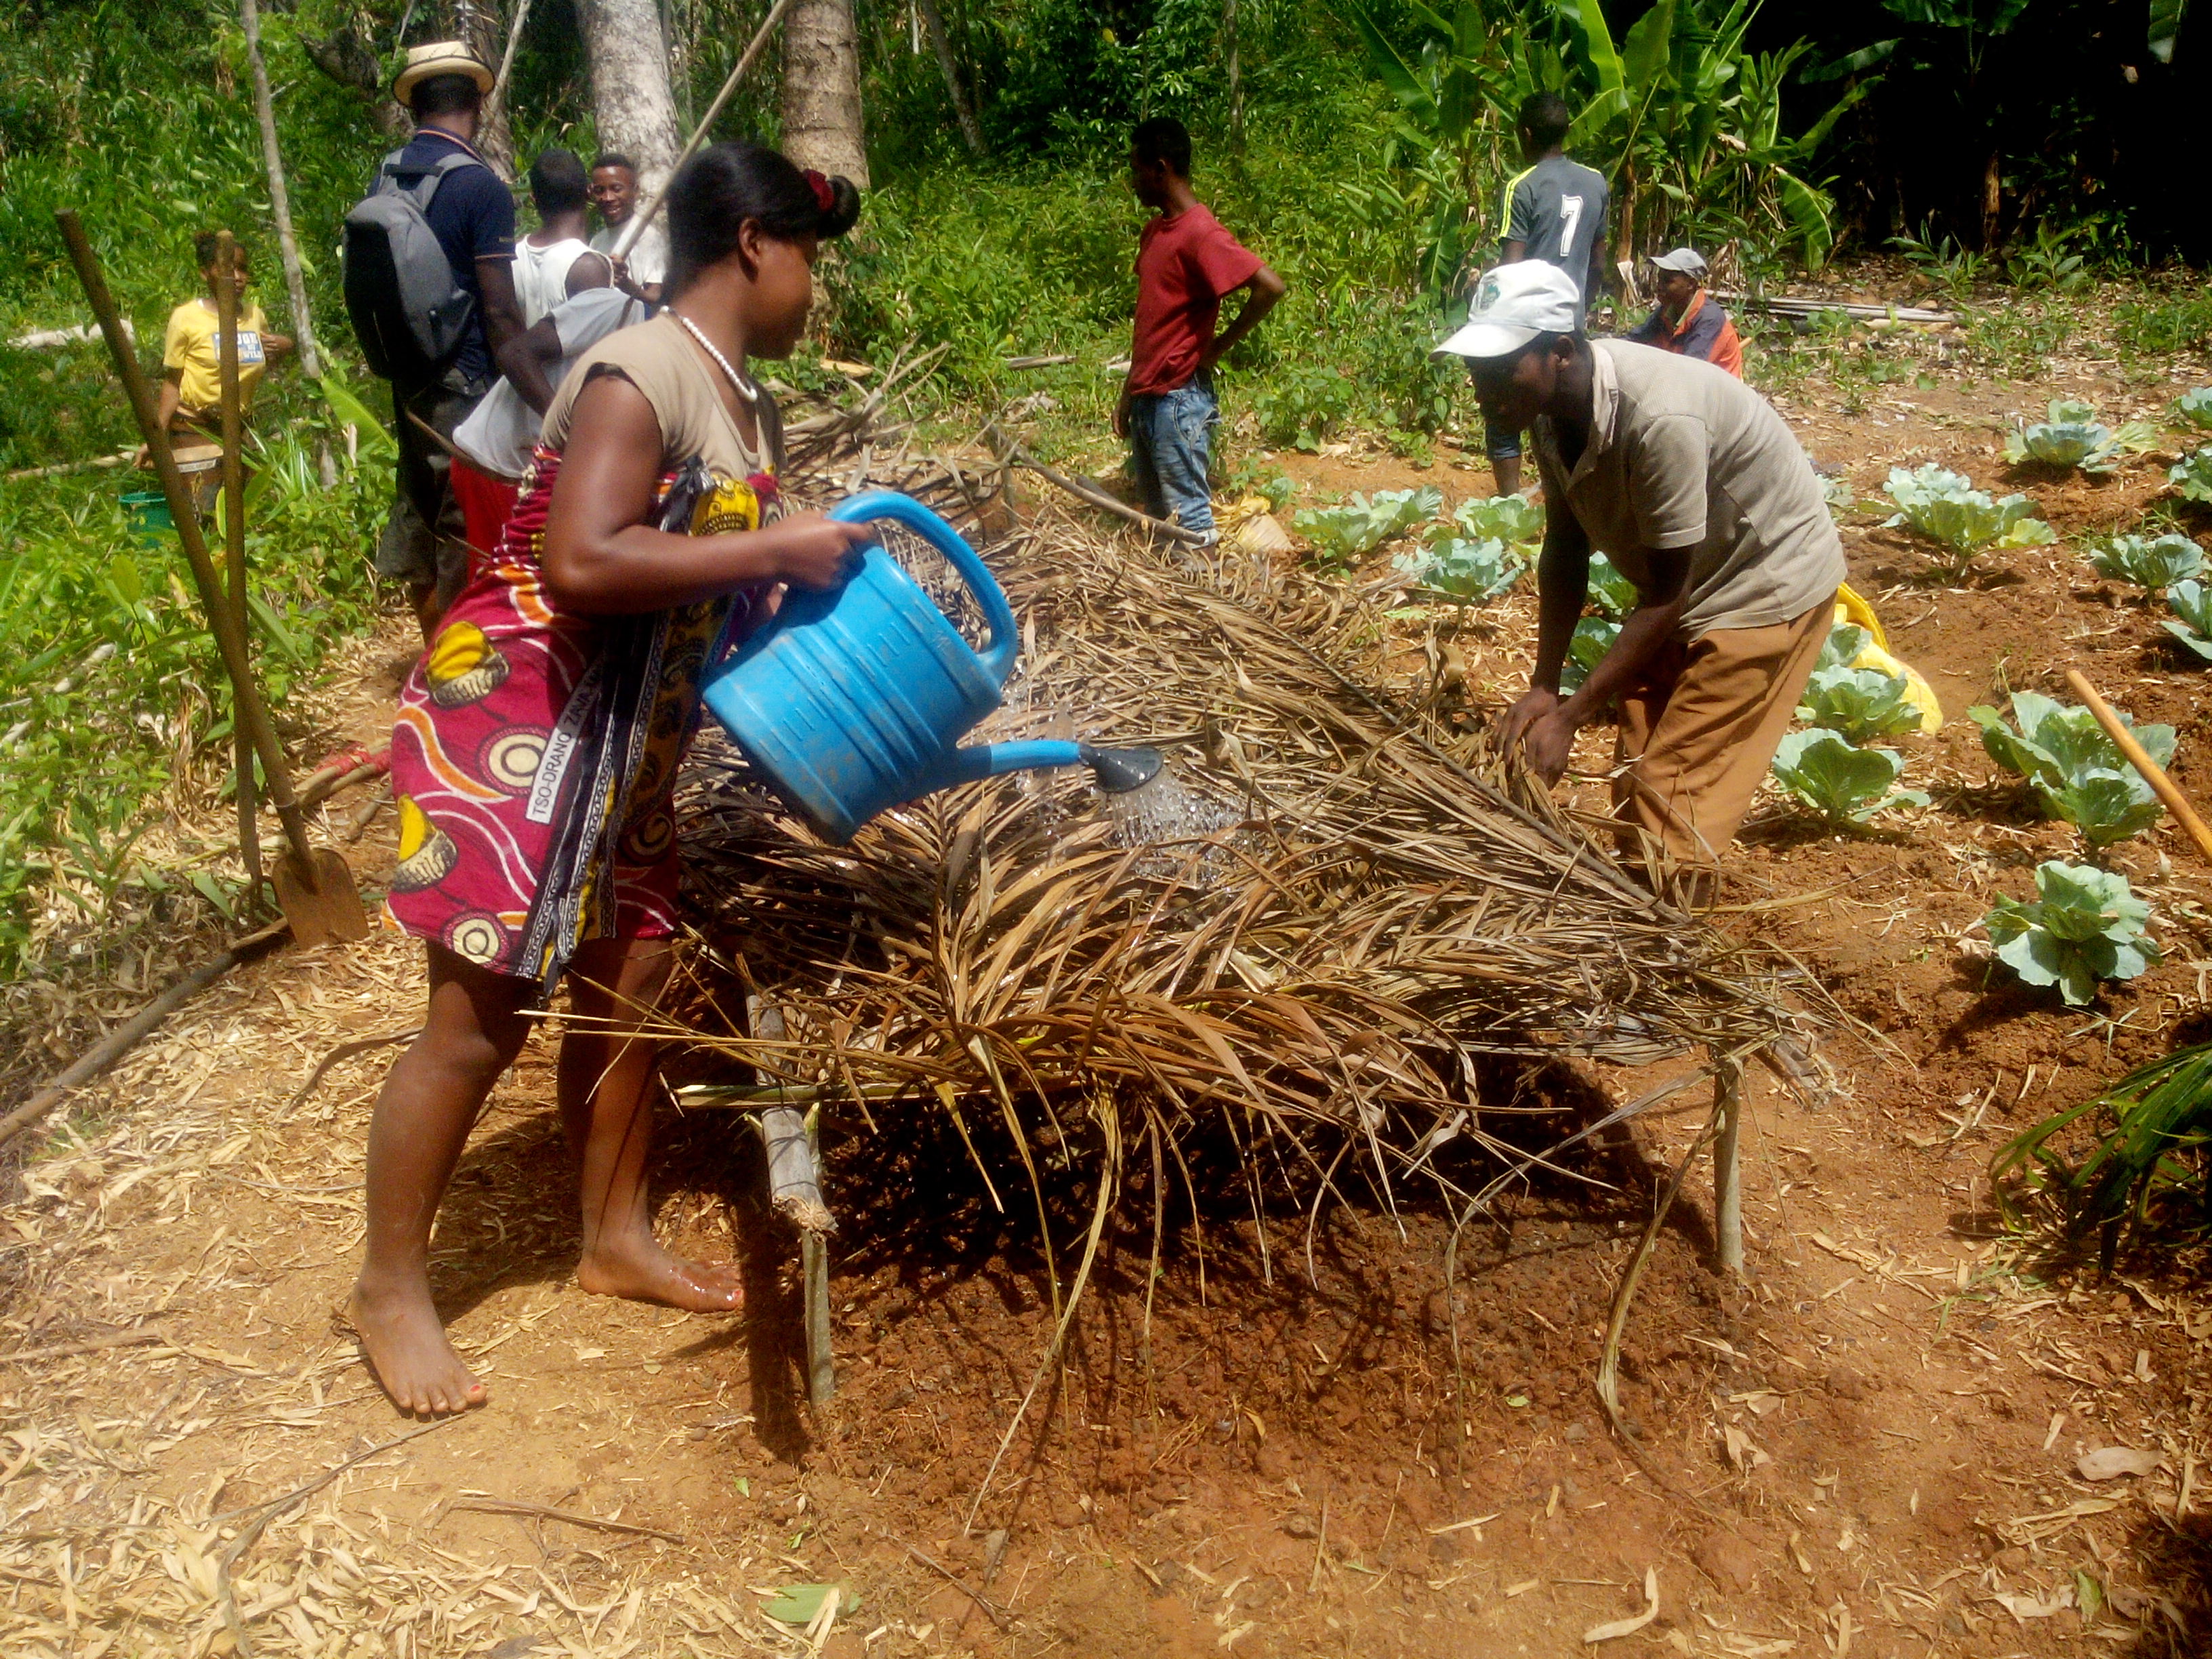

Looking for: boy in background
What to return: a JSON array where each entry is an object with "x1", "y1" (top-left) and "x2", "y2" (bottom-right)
[
  {"x1": 140, "y1": 232, "x2": 293, "y2": 480},
  {"x1": 1116, "y1": 116, "x2": 1284, "y2": 544},
  {"x1": 588, "y1": 153, "x2": 669, "y2": 306},
  {"x1": 1483, "y1": 92, "x2": 1609, "y2": 494}
]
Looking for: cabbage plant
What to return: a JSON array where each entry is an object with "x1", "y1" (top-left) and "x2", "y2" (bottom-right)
[
  {"x1": 1585, "y1": 552, "x2": 1639, "y2": 617},
  {"x1": 1394, "y1": 536, "x2": 1524, "y2": 604},
  {"x1": 1819, "y1": 623, "x2": 1872, "y2": 670},
  {"x1": 1969, "y1": 690, "x2": 2176, "y2": 848},
  {"x1": 1984, "y1": 861, "x2": 2156, "y2": 1006},
  {"x1": 2003, "y1": 398, "x2": 2156, "y2": 475},
  {"x1": 1446, "y1": 494, "x2": 1544, "y2": 550},
  {"x1": 1293, "y1": 487, "x2": 1442, "y2": 569},
  {"x1": 2171, "y1": 449, "x2": 2212, "y2": 505},
  {"x1": 2089, "y1": 532, "x2": 2205, "y2": 589},
  {"x1": 1885, "y1": 464, "x2": 2055, "y2": 577},
  {"x1": 1795, "y1": 665, "x2": 1924, "y2": 744},
  {"x1": 1769, "y1": 729, "x2": 1925, "y2": 827},
  {"x1": 2177, "y1": 388, "x2": 2212, "y2": 431},
  {"x1": 2164, "y1": 580, "x2": 2212, "y2": 662},
  {"x1": 1558, "y1": 616, "x2": 1620, "y2": 693}
]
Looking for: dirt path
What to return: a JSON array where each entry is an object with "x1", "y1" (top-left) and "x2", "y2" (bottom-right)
[{"x1": 5, "y1": 340, "x2": 2212, "y2": 1657}]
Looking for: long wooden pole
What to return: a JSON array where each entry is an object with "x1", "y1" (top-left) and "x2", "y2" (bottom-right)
[
  {"x1": 613, "y1": 0, "x2": 797, "y2": 260},
  {"x1": 57, "y1": 211, "x2": 321, "y2": 883},
  {"x1": 213, "y1": 233, "x2": 264, "y2": 906},
  {"x1": 481, "y1": 0, "x2": 536, "y2": 146},
  {"x1": 2064, "y1": 667, "x2": 2212, "y2": 863},
  {"x1": 238, "y1": 0, "x2": 321, "y2": 379}
]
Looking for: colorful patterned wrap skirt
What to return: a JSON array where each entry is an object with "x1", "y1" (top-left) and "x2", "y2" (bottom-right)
[{"x1": 386, "y1": 447, "x2": 773, "y2": 989}]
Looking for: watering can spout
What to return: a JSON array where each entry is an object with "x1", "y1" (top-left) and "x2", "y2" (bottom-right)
[{"x1": 914, "y1": 740, "x2": 1164, "y2": 797}]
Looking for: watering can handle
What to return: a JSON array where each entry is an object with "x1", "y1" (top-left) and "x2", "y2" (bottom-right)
[{"x1": 829, "y1": 491, "x2": 1021, "y2": 687}]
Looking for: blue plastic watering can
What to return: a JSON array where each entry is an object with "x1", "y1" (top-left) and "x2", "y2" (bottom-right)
[{"x1": 699, "y1": 491, "x2": 1160, "y2": 843}]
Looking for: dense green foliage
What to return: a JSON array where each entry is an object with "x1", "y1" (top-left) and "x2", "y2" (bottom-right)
[{"x1": 1994, "y1": 1042, "x2": 2212, "y2": 1263}]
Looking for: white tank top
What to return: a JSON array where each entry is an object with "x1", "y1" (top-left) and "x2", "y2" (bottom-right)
[{"x1": 510, "y1": 235, "x2": 595, "y2": 326}]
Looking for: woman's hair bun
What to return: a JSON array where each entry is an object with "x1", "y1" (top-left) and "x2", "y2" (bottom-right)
[{"x1": 817, "y1": 174, "x2": 861, "y2": 239}]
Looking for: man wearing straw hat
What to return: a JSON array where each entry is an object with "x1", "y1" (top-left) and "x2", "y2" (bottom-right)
[
  {"x1": 1438, "y1": 262, "x2": 1843, "y2": 904},
  {"x1": 373, "y1": 41, "x2": 525, "y2": 639}
]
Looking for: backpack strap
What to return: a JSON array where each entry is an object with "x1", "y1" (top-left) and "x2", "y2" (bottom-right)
[{"x1": 376, "y1": 147, "x2": 485, "y2": 212}]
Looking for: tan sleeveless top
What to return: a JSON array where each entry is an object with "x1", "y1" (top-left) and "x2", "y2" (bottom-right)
[{"x1": 540, "y1": 310, "x2": 783, "y2": 482}]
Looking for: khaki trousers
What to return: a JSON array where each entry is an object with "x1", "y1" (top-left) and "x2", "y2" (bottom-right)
[{"x1": 1612, "y1": 596, "x2": 1833, "y2": 891}]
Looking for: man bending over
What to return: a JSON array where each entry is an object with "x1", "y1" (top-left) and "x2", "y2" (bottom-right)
[{"x1": 1438, "y1": 263, "x2": 1843, "y2": 905}]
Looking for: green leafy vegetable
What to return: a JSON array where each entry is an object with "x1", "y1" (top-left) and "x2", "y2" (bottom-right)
[
  {"x1": 2003, "y1": 398, "x2": 2156, "y2": 475},
  {"x1": 1769, "y1": 729, "x2": 1925, "y2": 827},
  {"x1": 1395, "y1": 536, "x2": 1524, "y2": 603},
  {"x1": 1445, "y1": 493, "x2": 1544, "y2": 549},
  {"x1": 1984, "y1": 861, "x2": 2156, "y2": 1006},
  {"x1": 2171, "y1": 449, "x2": 2212, "y2": 504},
  {"x1": 1292, "y1": 487, "x2": 1442, "y2": 569},
  {"x1": 1558, "y1": 616, "x2": 1620, "y2": 693},
  {"x1": 1795, "y1": 665, "x2": 1925, "y2": 744},
  {"x1": 1585, "y1": 552, "x2": 1639, "y2": 618},
  {"x1": 2163, "y1": 579, "x2": 2212, "y2": 662},
  {"x1": 1969, "y1": 690, "x2": 2176, "y2": 847},
  {"x1": 2176, "y1": 388, "x2": 2212, "y2": 431},
  {"x1": 1885, "y1": 464, "x2": 2056, "y2": 574},
  {"x1": 2089, "y1": 532, "x2": 2205, "y2": 589},
  {"x1": 1818, "y1": 623, "x2": 1872, "y2": 671},
  {"x1": 760, "y1": 1583, "x2": 857, "y2": 1626}
]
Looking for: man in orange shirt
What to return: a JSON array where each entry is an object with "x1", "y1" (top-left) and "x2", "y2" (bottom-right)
[{"x1": 1624, "y1": 248, "x2": 1742, "y2": 378}]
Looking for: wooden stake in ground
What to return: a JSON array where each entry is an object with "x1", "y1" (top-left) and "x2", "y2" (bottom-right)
[
  {"x1": 1713, "y1": 1056, "x2": 1744, "y2": 1275},
  {"x1": 237, "y1": 0, "x2": 321, "y2": 380},
  {"x1": 2064, "y1": 666, "x2": 2212, "y2": 864},
  {"x1": 213, "y1": 231, "x2": 264, "y2": 907},
  {"x1": 58, "y1": 210, "x2": 368, "y2": 948}
]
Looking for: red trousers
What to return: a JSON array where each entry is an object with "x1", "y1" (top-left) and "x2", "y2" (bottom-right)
[{"x1": 448, "y1": 457, "x2": 520, "y2": 581}]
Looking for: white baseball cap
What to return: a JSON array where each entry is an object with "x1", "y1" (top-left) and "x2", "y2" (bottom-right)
[
  {"x1": 1649, "y1": 247, "x2": 1708, "y2": 277},
  {"x1": 1433, "y1": 262, "x2": 1582, "y2": 360}
]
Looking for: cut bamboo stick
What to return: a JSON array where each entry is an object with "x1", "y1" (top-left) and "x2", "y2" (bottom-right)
[{"x1": 2064, "y1": 668, "x2": 2212, "y2": 863}]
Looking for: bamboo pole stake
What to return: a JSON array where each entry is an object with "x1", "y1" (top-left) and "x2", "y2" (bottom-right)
[
  {"x1": 2064, "y1": 667, "x2": 2212, "y2": 863},
  {"x1": 238, "y1": 0, "x2": 321, "y2": 380},
  {"x1": 57, "y1": 212, "x2": 320, "y2": 882},
  {"x1": 481, "y1": 0, "x2": 535, "y2": 142},
  {"x1": 213, "y1": 232, "x2": 264, "y2": 905},
  {"x1": 613, "y1": 0, "x2": 797, "y2": 260},
  {"x1": 1713, "y1": 1057, "x2": 1744, "y2": 1275}
]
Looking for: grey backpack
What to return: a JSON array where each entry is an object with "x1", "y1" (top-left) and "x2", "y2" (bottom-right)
[{"x1": 341, "y1": 148, "x2": 482, "y2": 384}]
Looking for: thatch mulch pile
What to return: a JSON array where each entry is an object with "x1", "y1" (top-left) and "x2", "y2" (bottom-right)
[{"x1": 663, "y1": 396, "x2": 1832, "y2": 1258}]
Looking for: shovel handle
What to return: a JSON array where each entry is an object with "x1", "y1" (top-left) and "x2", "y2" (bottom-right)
[
  {"x1": 2063, "y1": 667, "x2": 2212, "y2": 865},
  {"x1": 56, "y1": 210, "x2": 319, "y2": 881}
]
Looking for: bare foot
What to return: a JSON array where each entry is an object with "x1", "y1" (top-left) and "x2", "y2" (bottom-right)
[
  {"x1": 577, "y1": 1233, "x2": 744, "y2": 1312},
  {"x1": 347, "y1": 1273, "x2": 487, "y2": 1416}
]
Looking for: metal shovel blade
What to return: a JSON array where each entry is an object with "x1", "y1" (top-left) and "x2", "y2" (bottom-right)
[{"x1": 271, "y1": 847, "x2": 371, "y2": 947}]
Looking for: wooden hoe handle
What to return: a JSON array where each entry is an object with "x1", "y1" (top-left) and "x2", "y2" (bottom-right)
[{"x1": 2063, "y1": 668, "x2": 2212, "y2": 864}]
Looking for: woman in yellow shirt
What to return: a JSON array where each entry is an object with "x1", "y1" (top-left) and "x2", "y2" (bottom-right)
[{"x1": 138, "y1": 232, "x2": 294, "y2": 468}]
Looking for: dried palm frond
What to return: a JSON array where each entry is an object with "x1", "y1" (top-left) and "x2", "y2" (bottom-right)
[{"x1": 645, "y1": 413, "x2": 1824, "y2": 1244}]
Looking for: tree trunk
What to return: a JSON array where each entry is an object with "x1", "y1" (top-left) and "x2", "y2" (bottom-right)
[
  {"x1": 239, "y1": 0, "x2": 323, "y2": 380},
  {"x1": 1225, "y1": 0, "x2": 1242, "y2": 151},
  {"x1": 914, "y1": 0, "x2": 982, "y2": 157},
  {"x1": 781, "y1": 0, "x2": 869, "y2": 186},
  {"x1": 579, "y1": 0, "x2": 686, "y2": 198},
  {"x1": 449, "y1": 0, "x2": 515, "y2": 177}
]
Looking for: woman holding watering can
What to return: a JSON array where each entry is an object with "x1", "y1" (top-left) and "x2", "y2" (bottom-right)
[{"x1": 354, "y1": 144, "x2": 870, "y2": 1416}]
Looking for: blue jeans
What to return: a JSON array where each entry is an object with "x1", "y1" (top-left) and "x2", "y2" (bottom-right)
[
  {"x1": 1483, "y1": 411, "x2": 1523, "y2": 462},
  {"x1": 1129, "y1": 373, "x2": 1218, "y2": 537}
]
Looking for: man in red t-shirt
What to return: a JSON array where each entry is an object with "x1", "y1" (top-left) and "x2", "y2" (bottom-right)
[{"x1": 1115, "y1": 117, "x2": 1284, "y2": 544}]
